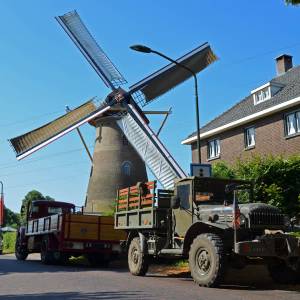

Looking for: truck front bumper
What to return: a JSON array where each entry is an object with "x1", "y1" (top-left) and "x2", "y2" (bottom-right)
[{"x1": 235, "y1": 234, "x2": 300, "y2": 258}]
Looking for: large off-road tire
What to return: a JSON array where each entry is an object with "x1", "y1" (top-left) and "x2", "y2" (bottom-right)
[
  {"x1": 86, "y1": 254, "x2": 110, "y2": 267},
  {"x1": 40, "y1": 237, "x2": 55, "y2": 265},
  {"x1": 15, "y1": 237, "x2": 28, "y2": 261},
  {"x1": 128, "y1": 237, "x2": 149, "y2": 276},
  {"x1": 268, "y1": 259, "x2": 300, "y2": 284},
  {"x1": 189, "y1": 233, "x2": 226, "y2": 288}
]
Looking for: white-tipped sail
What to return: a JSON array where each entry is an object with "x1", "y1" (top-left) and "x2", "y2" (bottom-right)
[
  {"x1": 117, "y1": 104, "x2": 186, "y2": 189},
  {"x1": 9, "y1": 99, "x2": 111, "y2": 160}
]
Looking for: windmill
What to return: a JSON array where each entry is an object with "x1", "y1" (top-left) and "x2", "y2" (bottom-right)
[{"x1": 9, "y1": 11, "x2": 217, "y2": 214}]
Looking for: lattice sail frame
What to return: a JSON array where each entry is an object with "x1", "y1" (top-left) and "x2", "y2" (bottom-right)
[{"x1": 56, "y1": 10, "x2": 127, "y2": 89}]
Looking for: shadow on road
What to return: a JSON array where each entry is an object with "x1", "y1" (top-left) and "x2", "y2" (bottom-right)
[
  {"x1": 147, "y1": 265, "x2": 300, "y2": 293},
  {"x1": 0, "y1": 254, "x2": 127, "y2": 276},
  {"x1": 0, "y1": 291, "x2": 152, "y2": 300}
]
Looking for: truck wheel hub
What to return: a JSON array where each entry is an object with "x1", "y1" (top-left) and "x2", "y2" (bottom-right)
[
  {"x1": 132, "y1": 248, "x2": 139, "y2": 264},
  {"x1": 196, "y1": 249, "x2": 211, "y2": 275}
]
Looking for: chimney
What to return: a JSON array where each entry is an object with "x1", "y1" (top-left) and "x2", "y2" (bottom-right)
[{"x1": 275, "y1": 54, "x2": 293, "y2": 75}]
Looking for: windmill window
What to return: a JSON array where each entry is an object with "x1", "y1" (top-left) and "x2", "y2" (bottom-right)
[
  {"x1": 244, "y1": 127, "x2": 256, "y2": 149},
  {"x1": 207, "y1": 139, "x2": 220, "y2": 160},
  {"x1": 285, "y1": 110, "x2": 300, "y2": 136},
  {"x1": 121, "y1": 161, "x2": 132, "y2": 176}
]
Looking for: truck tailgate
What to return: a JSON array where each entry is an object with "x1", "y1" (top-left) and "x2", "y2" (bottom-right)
[{"x1": 63, "y1": 214, "x2": 126, "y2": 241}]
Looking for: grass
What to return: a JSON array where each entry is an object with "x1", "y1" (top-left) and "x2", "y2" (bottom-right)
[
  {"x1": 290, "y1": 231, "x2": 300, "y2": 238},
  {"x1": 2, "y1": 232, "x2": 16, "y2": 254},
  {"x1": 173, "y1": 259, "x2": 188, "y2": 268},
  {"x1": 69, "y1": 255, "x2": 89, "y2": 266}
]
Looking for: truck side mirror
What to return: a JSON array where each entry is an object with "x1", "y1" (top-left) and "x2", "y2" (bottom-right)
[{"x1": 171, "y1": 196, "x2": 180, "y2": 209}]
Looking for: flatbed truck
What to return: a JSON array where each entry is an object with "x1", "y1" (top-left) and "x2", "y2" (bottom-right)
[{"x1": 16, "y1": 200, "x2": 126, "y2": 265}]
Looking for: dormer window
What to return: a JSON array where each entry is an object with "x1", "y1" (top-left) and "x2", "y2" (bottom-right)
[{"x1": 251, "y1": 82, "x2": 284, "y2": 105}]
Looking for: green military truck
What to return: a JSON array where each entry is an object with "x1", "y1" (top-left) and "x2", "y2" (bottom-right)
[{"x1": 115, "y1": 177, "x2": 300, "y2": 287}]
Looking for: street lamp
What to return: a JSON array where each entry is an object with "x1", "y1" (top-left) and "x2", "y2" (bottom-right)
[{"x1": 130, "y1": 44, "x2": 202, "y2": 163}]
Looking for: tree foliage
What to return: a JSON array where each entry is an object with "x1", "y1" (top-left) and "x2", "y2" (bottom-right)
[
  {"x1": 3, "y1": 206, "x2": 20, "y2": 228},
  {"x1": 285, "y1": 0, "x2": 300, "y2": 5},
  {"x1": 212, "y1": 155, "x2": 300, "y2": 216},
  {"x1": 20, "y1": 190, "x2": 54, "y2": 224}
]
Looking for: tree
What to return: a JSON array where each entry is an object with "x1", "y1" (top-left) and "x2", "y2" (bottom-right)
[
  {"x1": 285, "y1": 0, "x2": 300, "y2": 5},
  {"x1": 20, "y1": 190, "x2": 54, "y2": 224},
  {"x1": 4, "y1": 206, "x2": 20, "y2": 228}
]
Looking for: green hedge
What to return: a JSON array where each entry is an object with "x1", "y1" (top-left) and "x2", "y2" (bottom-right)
[
  {"x1": 2, "y1": 232, "x2": 16, "y2": 254},
  {"x1": 212, "y1": 155, "x2": 300, "y2": 216}
]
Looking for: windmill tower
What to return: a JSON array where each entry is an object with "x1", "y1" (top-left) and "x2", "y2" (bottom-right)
[
  {"x1": 9, "y1": 11, "x2": 217, "y2": 214},
  {"x1": 85, "y1": 115, "x2": 147, "y2": 212}
]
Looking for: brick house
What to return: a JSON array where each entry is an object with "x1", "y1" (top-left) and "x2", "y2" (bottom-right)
[{"x1": 182, "y1": 54, "x2": 300, "y2": 165}]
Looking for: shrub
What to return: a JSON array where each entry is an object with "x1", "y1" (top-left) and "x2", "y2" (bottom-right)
[
  {"x1": 2, "y1": 232, "x2": 16, "y2": 254},
  {"x1": 212, "y1": 155, "x2": 300, "y2": 216}
]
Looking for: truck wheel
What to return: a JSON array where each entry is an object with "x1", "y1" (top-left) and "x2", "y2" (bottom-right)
[
  {"x1": 189, "y1": 233, "x2": 226, "y2": 287},
  {"x1": 268, "y1": 259, "x2": 299, "y2": 284},
  {"x1": 15, "y1": 237, "x2": 28, "y2": 261},
  {"x1": 86, "y1": 254, "x2": 110, "y2": 267},
  {"x1": 40, "y1": 238, "x2": 54, "y2": 265},
  {"x1": 53, "y1": 252, "x2": 69, "y2": 265},
  {"x1": 128, "y1": 237, "x2": 148, "y2": 276}
]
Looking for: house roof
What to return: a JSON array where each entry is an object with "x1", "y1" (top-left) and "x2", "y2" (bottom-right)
[{"x1": 182, "y1": 65, "x2": 300, "y2": 144}]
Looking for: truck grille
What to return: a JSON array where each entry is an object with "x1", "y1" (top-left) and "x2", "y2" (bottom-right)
[{"x1": 249, "y1": 212, "x2": 284, "y2": 227}]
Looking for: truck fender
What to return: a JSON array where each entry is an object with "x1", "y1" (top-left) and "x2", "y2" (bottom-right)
[
  {"x1": 17, "y1": 226, "x2": 27, "y2": 244},
  {"x1": 138, "y1": 232, "x2": 146, "y2": 254},
  {"x1": 126, "y1": 231, "x2": 147, "y2": 253},
  {"x1": 183, "y1": 221, "x2": 228, "y2": 256}
]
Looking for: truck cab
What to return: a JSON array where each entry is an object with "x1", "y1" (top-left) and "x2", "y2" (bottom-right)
[{"x1": 27, "y1": 200, "x2": 75, "y2": 221}]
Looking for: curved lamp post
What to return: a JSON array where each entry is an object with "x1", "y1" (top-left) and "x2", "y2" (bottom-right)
[{"x1": 130, "y1": 44, "x2": 202, "y2": 163}]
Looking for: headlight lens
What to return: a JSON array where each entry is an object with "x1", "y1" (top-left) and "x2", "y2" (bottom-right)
[
  {"x1": 283, "y1": 215, "x2": 291, "y2": 227},
  {"x1": 240, "y1": 214, "x2": 247, "y2": 227}
]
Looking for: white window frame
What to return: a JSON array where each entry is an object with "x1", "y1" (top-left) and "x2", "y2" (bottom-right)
[
  {"x1": 207, "y1": 139, "x2": 220, "y2": 160},
  {"x1": 251, "y1": 82, "x2": 284, "y2": 106},
  {"x1": 244, "y1": 126, "x2": 256, "y2": 149},
  {"x1": 285, "y1": 110, "x2": 300, "y2": 137}
]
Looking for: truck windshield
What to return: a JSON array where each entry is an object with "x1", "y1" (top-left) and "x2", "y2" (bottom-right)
[
  {"x1": 194, "y1": 183, "x2": 252, "y2": 204},
  {"x1": 48, "y1": 206, "x2": 74, "y2": 215}
]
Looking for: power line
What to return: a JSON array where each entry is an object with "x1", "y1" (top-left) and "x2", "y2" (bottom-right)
[
  {"x1": 0, "y1": 145, "x2": 94, "y2": 170},
  {"x1": 223, "y1": 41, "x2": 300, "y2": 67},
  {"x1": 5, "y1": 173, "x2": 90, "y2": 190},
  {"x1": 0, "y1": 110, "x2": 63, "y2": 128},
  {"x1": 0, "y1": 160, "x2": 87, "y2": 178}
]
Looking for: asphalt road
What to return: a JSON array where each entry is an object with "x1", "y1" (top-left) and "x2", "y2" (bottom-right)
[{"x1": 0, "y1": 254, "x2": 300, "y2": 300}]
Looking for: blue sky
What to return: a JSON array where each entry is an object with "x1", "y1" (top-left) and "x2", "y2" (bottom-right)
[{"x1": 0, "y1": 0, "x2": 299, "y2": 213}]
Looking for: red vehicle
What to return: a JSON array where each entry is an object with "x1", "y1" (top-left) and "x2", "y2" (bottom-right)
[{"x1": 15, "y1": 200, "x2": 126, "y2": 265}]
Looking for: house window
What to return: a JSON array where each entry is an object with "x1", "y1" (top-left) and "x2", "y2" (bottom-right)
[
  {"x1": 244, "y1": 127, "x2": 256, "y2": 148},
  {"x1": 251, "y1": 82, "x2": 284, "y2": 105},
  {"x1": 253, "y1": 86, "x2": 271, "y2": 105},
  {"x1": 285, "y1": 110, "x2": 300, "y2": 136},
  {"x1": 208, "y1": 139, "x2": 220, "y2": 159}
]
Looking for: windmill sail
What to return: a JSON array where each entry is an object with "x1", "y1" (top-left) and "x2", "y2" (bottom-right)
[
  {"x1": 56, "y1": 10, "x2": 127, "y2": 90},
  {"x1": 117, "y1": 104, "x2": 186, "y2": 189},
  {"x1": 9, "y1": 99, "x2": 111, "y2": 160},
  {"x1": 130, "y1": 42, "x2": 217, "y2": 106}
]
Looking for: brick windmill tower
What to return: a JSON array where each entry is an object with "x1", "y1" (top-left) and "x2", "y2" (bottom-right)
[{"x1": 9, "y1": 11, "x2": 217, "y2": 214}]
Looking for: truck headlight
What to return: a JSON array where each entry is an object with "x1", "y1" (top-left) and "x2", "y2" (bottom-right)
[
  {"x1": 240, "y1": 214, "x2": 247, "y2": 227},
  {"x1": 284, "y1": 215, "x2": 291, "y2": 227}
]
